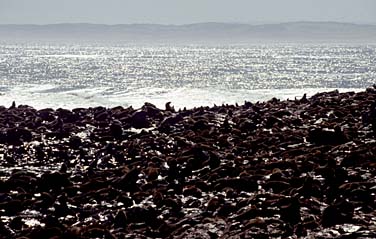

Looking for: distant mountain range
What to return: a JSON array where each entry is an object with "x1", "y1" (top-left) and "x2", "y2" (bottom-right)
[{"x1": 0, "y1": 22, "x2": 375, "y2": 43}]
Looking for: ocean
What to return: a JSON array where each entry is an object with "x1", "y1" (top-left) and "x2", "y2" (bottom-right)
[{"x1": 0, "y1": 42, "x2": 375, "y2": 109}]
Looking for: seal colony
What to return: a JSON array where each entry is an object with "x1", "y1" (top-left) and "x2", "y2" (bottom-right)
[{"x1": 1, "y1": 87, "x2": 376, "y2": 238}]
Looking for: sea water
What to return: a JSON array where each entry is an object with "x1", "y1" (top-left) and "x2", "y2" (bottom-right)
[{"x1": 0, "y1": 43, "x2": 375, "y2": 109}]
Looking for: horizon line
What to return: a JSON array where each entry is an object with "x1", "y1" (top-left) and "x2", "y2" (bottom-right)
[{"x1": 1, "y1": 21, "x2": 376, "y2": 27}]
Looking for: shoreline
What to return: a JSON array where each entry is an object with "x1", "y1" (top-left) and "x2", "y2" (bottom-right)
[
  {"x1": 0, "y1": 87, "x2": 367, "y2": 111},
  {"x1": 0, "y1": 87, "x2": 376, "y2": 238}
]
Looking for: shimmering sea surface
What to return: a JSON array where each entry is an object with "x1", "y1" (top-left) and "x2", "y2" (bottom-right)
[{"x1": 0, "y1": 43, "x2": 375, "y2": 109}]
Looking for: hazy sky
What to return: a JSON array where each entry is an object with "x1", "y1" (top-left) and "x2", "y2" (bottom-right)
[{"x1": 0, "y1": 0, "x2": 375, "y2": 25}]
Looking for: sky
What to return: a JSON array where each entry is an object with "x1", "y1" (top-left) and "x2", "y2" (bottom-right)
[{"x1": 0, "y1": 0, "x2": 375, "y2": 25}]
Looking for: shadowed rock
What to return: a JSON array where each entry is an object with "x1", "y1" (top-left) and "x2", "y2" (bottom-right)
[
  {"x1": 130, "y1": 110, "x2": 150, "y2": 129},
  {"x1": 0, "y1": 89, "x2": 376, "y2": 238}
]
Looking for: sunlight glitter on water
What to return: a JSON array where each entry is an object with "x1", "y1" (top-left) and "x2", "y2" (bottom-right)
[{"x1": 0, "y1": 43, "x2": 375, "y2": 109}]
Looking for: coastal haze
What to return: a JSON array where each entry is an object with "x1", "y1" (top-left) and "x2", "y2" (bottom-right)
[
  {"x1": 0, "y1": 22, "x2": 376, "y2": 43},
  {"x1": 1, "y1": 0, "x2": 375, "y2": 25}
]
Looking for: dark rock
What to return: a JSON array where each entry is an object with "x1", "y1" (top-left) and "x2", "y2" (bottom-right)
[
  {"x1": 0, "y1": 90, "x2": 376, "y2": 238},
  {"x1": 83, "y1": 227, "x2": 114, "y2": 239},
  {"x1": 183, "y1": 185, "x2": 202, "y2": 197},
  {"x1": 165, "y1": 102, "x2": 175, "y2": 112},
  {"x1": 142, "y1": 102, "x2": 162, "y2": 117},
  {"x1": 300, "y1": 93, "x2": 309, "y2": 103},
  {"x1": 113, "y1": 168, "x2": 140, "y2": 191},
  {"x1": 214, "y1": 176, "x2": 258, "y2": 192},
  {"x1": 38, "y1": 172, "x2": 72, "y2": 192},
  {"x1": 37, "y1": 108, "x2": 55, "y2": 121},
  {"x1": 94, "y1": 109, "x2": 109, "y2": 121},
  {"x1": 35, "y1": 192, "x2": 55, "y2": 209},
  {"x1": 57, "y1": 108, "x2": 78, "y2": 123},
  {"x1": 113, "y1": 210, "x2": 127, "y2": 229},
  {"x1": 130, "y1": 110, "x2": 150, "y2": 129},
  {"x1": 159, "y1": 114, "x2": 183, "y2": 130},
  {"x1": 321, "y1": 200, "x2": 354, "y2": 227},
  {"x1": 145, "y1": 167, "x2": 159, "y2": 181},
  {"x1": 9, "y1": 216, "x2": 23, "y2": 230},
  {"x1": 68, "y1": 136, "x2": 82, "y2": 149},
  {"x1": 308, "y1": 127, "x2": 347, "y2": 145},
  {"x1": 234, "y1": 206, "x2": 263, "y2": 221},
  {"x1": 6, "y1": 127, "x2": 33, "y2": 145},
  {"x1": 367, "y1": 101, "x2": 376, "y2": 134},
  {"x1": 245, "y1": 217, "x2": 266, "y2": 229},
  {"x1": 265, "y1": 116, "x2": 282, "y2": 128},
  {"x1": 116, "y1": 194, "x2": 134, "y2": 207},
  {"x1": 238, "y1": 119, "x2": 257, "y2": 132},
  {"x1": 192, "y1": 119, "x2": 210, "y2": 130},
  {"x1": 109, "y1": 120, "x2": 123, "y2": 139},
  {"x1": 27, "y1": 227, "x2": 63, "y2": 239},
  {"x1": 162, "y1": 197, "x2": 182, "y2": 212},
  {"x1": 264, "y1": 180, "x2": 291, "y2": 193},
  {"x1": 0, "y1": 199, "x2": 24, "y2": 215},
  {"x1": 280, "y1": 197, "x2": 301, "y2": 225},
  {"x1": 206, "y1": 197, "x2": 223, "y2": 212},
  {"x1": 126, "y1": 206, "x2": 158, "y2": 224},
  {"x1": 217, "y1": 202, "x2": 237, "y2": 217}
]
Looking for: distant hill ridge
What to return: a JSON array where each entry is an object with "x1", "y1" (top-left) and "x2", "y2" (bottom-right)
[{"x1": 0, "y1": 22, "x2": 375, "y2": 43}]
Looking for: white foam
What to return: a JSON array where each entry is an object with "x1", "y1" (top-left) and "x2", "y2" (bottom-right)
[{"x1": 0, "y1": 84, "x2": 365, "y2": 110}]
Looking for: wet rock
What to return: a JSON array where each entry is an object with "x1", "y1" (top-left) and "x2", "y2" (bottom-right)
[
  {"x1": 6, "y1": 171, "x2": 37, "y2": 192},
  {"x1": 130, "y1": 110, "x2": 150, "y2": 129},
  {"x1": 264, "y1": 180, "x2": 291, "y2": 193},
  {"x1": 159, "y1": 114, "x2": 183, "y2": 131},
  {"x1": 145, "y1": 166, "x2": 159, "y2": 181},
  {"x1": 234, "y1": 206, "x2": 265, "y2": 221},
  {"x1": 109, "y1": 120, "x2": 123, "y2": 139},
  {"x1": 113, "y1": 168, "x2": 140, "y2": 191},
  {"x1": 181, "y1": 147, "x2": 210, "y2": 170},
  {"x1": 214, "y1": 176, "x2": 258, "y2": 192},
  {"x1": 192, "y1": 119, "x2": 210, "y2": 130},
  {"x1": 340, "y1": 149, "x2": 371, "y2": 167},
  {"x1": 206, "y1": 197, "x2": 222, "y2": 212},
  {"x1": 126, "y1": 206, "x2": 158, "y2": 225},
  {"x1": 238, "y1": 119, "x2": 257, "y2": 132},
  {"x1": 0, "y1": 199, "x2": 24, "y2": 215},
  {"x1": 10, "y1": 216, "x2": 24, "y2": 231},
  {"x1": 162, "y1": 197, "x2": 182, "y2": 212},
  {"x1": 165, "y1": 102, "x2": 175, "y2": 112},
  {"x1": 116, "y1": 194, "x2": 134, "y2": 207},
  {"x1": 37, "y1": 108, "x2": 55, "y2": 121},
  {"x1": 279, "y1": 197, "x2": 301, "y2": 225},
  {"x1": 83, "y1": 227, "x2": 115, "y2": 239},
  {"x1": 322, "y1": 200, "x2": 354, "y2": 227},
  {"x1": 38, "y1": 172, "x2": 72, "y2": 192},
  {"x1": 142, "y1": 102, "x2": 162, "y2": 117},
  {"x1": 265, "y1": 116, "x2": 282, "y2": 128},
  {"x1": 245, "y1": 217, "x2": 266, "y2": 229},
  {"x1": 113, "y1": 210, "x2": 128, "y2": 229},
  {"x1": 68, "y1": 136, "x2": 82, "y2": 149},
  {"x1": 308, "y1": 127, "x2": 347, "y2": 145},
  {"x1": 6, "y1": 127, "x2": 33, "y2": 145},
  {"x1": 366, "y1": 101, "x2": 376, "y2": 134},
  {"x1": 57, "y1": 108, "x2": 78, "y2": 123},
  {"x1": 1, "y1": 89, "x2": 376, "y2": 238},
  {"x1": 217, "y1": 202, "x2": 237, "y2": 217},
  {"x1": 183, "y1": 185, "x2": 202, "y2": 197},
  {"x1": 94, "y1": 108, "x2": 109, "y2": 121},
  {"x1": 298, "y1": 176, "x2": 322, "y2": 198}
]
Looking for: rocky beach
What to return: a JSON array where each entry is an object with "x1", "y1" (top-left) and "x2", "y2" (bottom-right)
[{"x1": 0, "y1": 87, "x2": 376, "y2": 238}]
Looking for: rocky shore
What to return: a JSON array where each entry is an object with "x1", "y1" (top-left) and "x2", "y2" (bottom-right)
[{"x1": 1, "y1": 87, "x2": 376, "y2": 238}]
